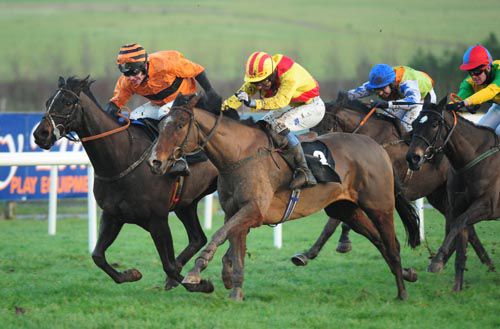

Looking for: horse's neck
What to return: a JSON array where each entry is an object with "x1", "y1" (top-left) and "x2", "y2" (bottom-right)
[
  {"x1": 193, "y1": 108, "x2": 268, "y2": 170},
  {"x1": 445, "y1": 114, "x2": 497, "y2": 170},
  {"x1": 78, "y1": 94, "x2": 142, "y2": 173},
  {"x1": 339, "y1": 109, "x2": 398, "y2": 142}
]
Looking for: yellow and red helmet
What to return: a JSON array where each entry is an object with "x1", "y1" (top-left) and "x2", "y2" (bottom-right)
[
  {"x1": 116, "y1": 43, "x2": 148, "y2": 75},
  {"x1": 244, "y1": 51, "x2": 275, "y2": 83}
]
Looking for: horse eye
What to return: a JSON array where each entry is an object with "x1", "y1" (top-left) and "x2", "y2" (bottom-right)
[
  {"x1": 432, "y1": 122, "x2": 439, "y2": 128},
  {"x1": 66, "y1": 101, "x2": 73, "y2": 106},
  {"x1": 176, "y1": 124, "x2": 184, "y2": 130}
]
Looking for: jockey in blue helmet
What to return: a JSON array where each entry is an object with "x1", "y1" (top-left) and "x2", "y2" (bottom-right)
[{"x1": 346, "y1": 63, "x2": 436, "y2": 132}]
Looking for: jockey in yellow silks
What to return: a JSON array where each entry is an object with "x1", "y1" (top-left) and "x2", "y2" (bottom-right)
[{"x1": 222, "y1": 51, "x2": 325, "y2": 189}]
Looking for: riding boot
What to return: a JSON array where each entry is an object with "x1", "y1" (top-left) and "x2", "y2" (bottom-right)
[
  {"x1": 288, "y1": 143, "x2": 317, "y2": 189},
  {"x1": 169, "y1": 157, "x2": 190, "y2": 176}
]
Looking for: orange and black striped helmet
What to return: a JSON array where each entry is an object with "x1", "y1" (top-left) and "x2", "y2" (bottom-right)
[{"x1": 116, "y1": 43, "x2": 148, "y2": 75}]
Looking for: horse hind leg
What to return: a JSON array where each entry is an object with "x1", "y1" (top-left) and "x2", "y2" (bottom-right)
[
  {"x1": 291, "y1": 217, "x2": 341, "y2": 266},
  {"x1": 91, "y1": 212, "x2": 142, "y2": 283},
  {"x1": 327, "y1": 204, "x2": 408, "y2": 300},
  {"x1": 356, "y1": 207, "x2": 409, "y2": 300},
  {"x1": 336, "y1": 222, "x2": 353, "y2": 253},
  {"x1": 453, "y1": 229, "x2": 469, "y2": 291}
]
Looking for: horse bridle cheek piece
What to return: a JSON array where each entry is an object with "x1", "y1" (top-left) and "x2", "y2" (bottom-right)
[
  {"x1": 45, "y1": 88, "x2": 82, "y2": 141},
  {"x1": 413, "y1": 110, "x2": 457, "y2": 160}
]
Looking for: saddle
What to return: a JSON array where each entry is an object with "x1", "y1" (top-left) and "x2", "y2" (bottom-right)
[{"x1": 301, "y1": 140, "x2": 342, "y2": 184}]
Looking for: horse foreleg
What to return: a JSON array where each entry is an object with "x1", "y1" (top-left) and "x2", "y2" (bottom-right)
[
  {"x1": 336, "y1": 222, "x2": 353, "y2": 253},
  {"x1": 227, "y1": 227, "x2": 249, "y2": 301},
  {"x1": 148, "y1": 217, "x2": 185, "y2": 290},
  {"x1": 183, "y1": 205, "x2": 262, "y2": 291},
  {"x1": 453, "y1": 229, "x2": 469, "y2": 292},
  {"x1": 429, "y1": 202, "x2": 492, "y2": 273},
  {"x1": 467, "y1": 225, "x2": 495, "y2": 272},
  {"x1": 291, "y1": 217, "x2": 341, "y2": 266},
  {"x1": 174, "y1": 205, "x2": 208, "y2": 266},
  {"x1": 92, "y1": 212, "x2": 142, "y2": 283}
]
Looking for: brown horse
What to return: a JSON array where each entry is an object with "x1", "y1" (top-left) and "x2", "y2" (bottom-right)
[
  {"x1": 291, "y1": 99, "x2": 494, "y2": 271},
  {"x1": 406, "y1": 97, "x2": 499, "y2": 290},
  {"x1": 33, "y1": 77, "x2": 216, "y2": 292},
  {"x1": 148, "y1": 93, "x2": 421, "y2": 300}
]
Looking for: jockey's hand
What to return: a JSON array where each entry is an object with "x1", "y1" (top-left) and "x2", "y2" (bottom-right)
[
  {"x1": 371, "y1": 99, "x2": 389, "y2": 109},
  {"x1": 235, "y1": 91, "x2": 256, "y2": 108},
  {"x1": 105, "y1": 102, "x2": 120, "y2": 117},
  {"x1": 467, "y1": 105, "x2": 480, "y2": 114},
  {"x1": 221, "y1": 99, "x2": 232, "y2": 112},
  {"x1": 445, "y1": 101, "x2": 465, "y2": 112},
  {"x1": 336, "y1": 90, "x2": 349, "y2": 106}
]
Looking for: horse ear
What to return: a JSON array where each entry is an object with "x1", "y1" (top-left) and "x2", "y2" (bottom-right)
[
  {"x1": 58, "y1": 76, "x2": 65, "y2": 88},
  {"x1": 437, "y1": 96, "x2": 448, "y2": 109}
]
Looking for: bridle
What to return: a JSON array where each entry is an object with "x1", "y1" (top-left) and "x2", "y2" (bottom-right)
[
  {"x1": 160, "y1": 105, "x2": 222, "y2": 163},
  {"x1": 44, "y1": 88, "x2": 83, "y2": 141},
  {"x1": 411, "y1": 108, "x2": 457, "y2": 160},
  {"x1": 44, "y1": 87, "x2": 130, "y2": 143}
]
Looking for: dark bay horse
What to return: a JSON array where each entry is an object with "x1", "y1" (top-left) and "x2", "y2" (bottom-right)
[
  {"x1": 33, "y1": 77, "x2": 216, "y2": 292},
  {"x1": 406, "y1": 97, "x2": 499, "y2": 290},
  {"x1": 292, "y1": 99, "x2": 494, "y2": 270},
  {"x1": 148, "y1": 94, "x2": 421, "y2": 301}
]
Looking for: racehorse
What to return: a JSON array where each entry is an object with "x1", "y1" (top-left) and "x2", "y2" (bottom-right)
[
  {"x1": 148, "y1": 93, "x2": 421, "y2": 301},
  {"x1": 33, "y1": 76, "x2": 216, "y2": 292},
  {"x1": 406, "y1": 97, "x2": 499, "y2": 290},
  {"x1": 291, "y1": 99, "x2": 494, "y2": 271}
]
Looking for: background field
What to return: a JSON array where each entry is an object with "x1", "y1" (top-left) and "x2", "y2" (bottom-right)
[{"x1": 0, "y1": 202, "x2": 499, "y2": 328}]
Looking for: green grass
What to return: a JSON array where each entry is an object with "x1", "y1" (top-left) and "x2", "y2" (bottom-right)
[
  {"x1": 0, "y1": 0, "x2": 497, "y2": 82},
  {"x1": 0, "y1": 202, "x2": 498, "y2": 329}
]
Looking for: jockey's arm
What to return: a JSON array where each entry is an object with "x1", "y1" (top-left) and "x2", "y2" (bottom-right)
[
  {"x1": 254, "y1": 78, "x2": 297, "y2": 110},
  {"x1": 110, "y1": 77, "x2": 134, "y2": 109},
  {"x1": 347, "y1": 82, "x2": 372, "y2": 100},
  {"x1": 222, "y1": 83, "x2": 258, "y2": 110},
  {"x1": 389, "y1": 80, "x2": 421, "y2": 111},
  {"x1": 462, "y1": 77, "x2": 500, "y2": 106}
]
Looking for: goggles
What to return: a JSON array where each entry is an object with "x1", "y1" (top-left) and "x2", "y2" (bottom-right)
[{"x1": 468, "y1": 67, "x2": 485, "y2": 77}]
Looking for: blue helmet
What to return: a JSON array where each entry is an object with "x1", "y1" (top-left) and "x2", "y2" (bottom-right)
[{"x1": 366, "y1": 64, "x2": 396, "y2": 90}]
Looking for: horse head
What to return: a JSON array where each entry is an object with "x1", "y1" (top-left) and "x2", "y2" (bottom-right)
[
  {"x1": 406, "y1": 96, "x2": 453, "y2": 170},
  {"x1": 33, "y1": 76, "x2": 94, "y2": 149},
  {"x1": 148, "y1": 93, "x2": 203, "y2": 175}
]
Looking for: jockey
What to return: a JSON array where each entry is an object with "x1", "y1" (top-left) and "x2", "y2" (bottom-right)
[
  {"x1": 106, "y1": 43, "x2": 222, "y2": 176},
  {"x1": 222, "y1": 51, "x2": 325, "y2": 189},
  {"x1": 445, "y1": 45, "x2": 500, "y2": 135},
  {"x1": 347, "y1": 64, "x2": 436, "y2": 132}
]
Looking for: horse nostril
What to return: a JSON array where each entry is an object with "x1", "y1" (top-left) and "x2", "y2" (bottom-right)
[
  {"x1": 151, "y1": 159, "x2": 162, "y2": 170},
  {"x1": 411, "y1": 154, "x2": 421, "y2": 164}
]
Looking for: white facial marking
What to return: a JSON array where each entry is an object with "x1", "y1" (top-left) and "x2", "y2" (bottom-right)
[{"x1": 419, "y1": 116, "x2": 428, "y2": 124}]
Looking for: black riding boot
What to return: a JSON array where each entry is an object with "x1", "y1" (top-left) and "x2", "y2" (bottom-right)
[
  {"x1": 288, "y1": 144, "x2": 317, "y2": 189},
  {"x1": 169, "y1": 157, "x2": 190, "y2": 176}
]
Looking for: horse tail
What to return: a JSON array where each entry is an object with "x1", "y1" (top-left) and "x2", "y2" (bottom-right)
[{"x1": 393, "y1": 175, "x2": 421, "y2": 248}]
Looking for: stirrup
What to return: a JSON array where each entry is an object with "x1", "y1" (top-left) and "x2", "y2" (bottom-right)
[{"x1": 170, "y1": 159, "x2": 190, "y2": 177}]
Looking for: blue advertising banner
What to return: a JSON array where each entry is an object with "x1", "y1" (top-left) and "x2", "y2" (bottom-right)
[{"x1": 0, "y1": 113, "x2": 87, "y2": 200}]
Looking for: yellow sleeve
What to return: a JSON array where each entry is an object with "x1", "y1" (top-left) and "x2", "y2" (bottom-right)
[
  {"x1": 222, "y1": 83, "x2": 258, "y2": 110},
  {"x1": 465, "y1": 83, "x2": 500, "y2": 106},
  {"x1": 254, "y1": 76, "x2": 297, "y2": 110}
]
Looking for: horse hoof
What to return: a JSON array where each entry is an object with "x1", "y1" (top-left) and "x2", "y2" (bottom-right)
[
  {"x1": 291, "y1": 253, "x2": 309, "y2": 266},
  {"x1": 427, "y1": 260, "x2": 443, "y2": 273},
  {"x1": 122, "y1": 269, "x2": 142, "y2": 282},
  {"x1": 403, "y1": 268, "x2": 418, "y2": 282},
  {"x1": 336, "y1": 241, "x2": 352, "y2": 253},
  {"x1": 229, "y1": 288, "x2": 244, "y2": 301},
  {"x1": 183, "y1": 279, "x2": 214, "y2": 293},
  {"x1": 164, "y1": 277, "x2": 180, "y2": 291},
  {"x1": 222, "y1": 274, "x2": 233, "y2": 289},
  {"x1": 182, "y1": 272, "x2": 201, "y2": 285},
  {"x1": 452, "y1": 281, "x2": 464, "y2": 292},
  {"x1": 397, "y1": 291, "x2": 408, "y2": 301}
]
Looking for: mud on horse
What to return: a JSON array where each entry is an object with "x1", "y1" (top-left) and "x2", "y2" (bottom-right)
[
  {"x1": 33, "y1": 76, "x2": 216, "y2": 292},
  {"x1": 149, "y1": 93, "x2": 421, "y2": 301},
  {"x1": 291, "y1": 98, "x2": 494, "y2": 272},
  {"x1": 406, "y1": 97, "x2": 500, "y2": 291}
]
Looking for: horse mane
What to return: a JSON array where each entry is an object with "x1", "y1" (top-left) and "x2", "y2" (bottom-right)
[{"x1": 64, "y1": 76, "x2": 103, "y2": 111}]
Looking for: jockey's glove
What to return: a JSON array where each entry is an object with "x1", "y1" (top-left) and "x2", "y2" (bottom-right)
[
  {"x1": 235, "y1": 91, "x2": 256, "y2": 108},
  {"x1": 105, "y1": 102, "x2": 120, "y2": 117},
  {"x1": 445, "y1": 101, "x2": 465, "y2": 112},
  {"x1": 371, "y1": 99, "x2": 389, "y2": 109}
]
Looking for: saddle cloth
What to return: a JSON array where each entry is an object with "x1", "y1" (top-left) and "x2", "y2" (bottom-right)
[{"x1": 301, "y1": 140, "x2": 341, "y2": 184}]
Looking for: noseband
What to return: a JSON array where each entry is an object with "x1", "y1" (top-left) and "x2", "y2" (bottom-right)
[{"x1": 412, "y1": 109, "x2": 457, "y2": 160}]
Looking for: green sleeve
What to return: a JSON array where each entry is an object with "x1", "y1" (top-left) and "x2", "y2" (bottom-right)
[{"x1": 456, "y1": 78, "x2": 474, "y2": 100}]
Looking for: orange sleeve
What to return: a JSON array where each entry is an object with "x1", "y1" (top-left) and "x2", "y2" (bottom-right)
[
  {"x1": 167, "y1": 52, "x2": 205, "y2": 78},
  {"x1": 110, "y1": 77, "x2": 134, "y2": 108}
]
